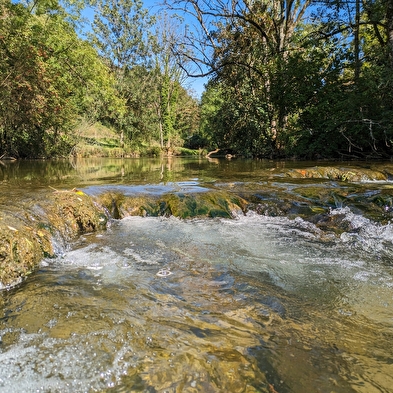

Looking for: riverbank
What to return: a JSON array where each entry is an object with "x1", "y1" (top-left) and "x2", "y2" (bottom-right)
[{"x1": 71, "y1": 122, "x2": 203, "y2": 158}]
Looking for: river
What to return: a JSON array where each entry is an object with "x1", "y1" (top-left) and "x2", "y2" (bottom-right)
[{"x1": 0, "y1": 158, "x2": 392, "y2": 392}]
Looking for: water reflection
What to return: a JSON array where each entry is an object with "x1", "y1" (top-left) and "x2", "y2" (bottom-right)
[{"x1": 0, "y1": 157, "x2": 324, "y2": 189}]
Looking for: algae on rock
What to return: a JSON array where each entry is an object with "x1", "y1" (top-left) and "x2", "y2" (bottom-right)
[
  {"x1": 97, "y1": 190, "x2": 248, "y2": 219},
  {"x1": 46, "y1": 190, "x2": 107, "y2": 238},
  {"x1": 0, "y1": 189, "x2": 107, "y2": 289},
  {"x1": 287, "y1": 166, "x2": 388, "y2": 182},
  {"x1": 0, "y1": 221, "x2": 52, "y2": 288}
]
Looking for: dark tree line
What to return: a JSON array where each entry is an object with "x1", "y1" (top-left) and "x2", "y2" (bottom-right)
[{"x1": 174, "y1": 0, "x2": 393, "y2": 158}]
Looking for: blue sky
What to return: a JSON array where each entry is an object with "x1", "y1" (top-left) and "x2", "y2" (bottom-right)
[{"x1": 144, "y1": 0, "x2": 208, "y2": 98}]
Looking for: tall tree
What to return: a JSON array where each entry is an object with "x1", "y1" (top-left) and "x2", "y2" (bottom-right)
[
  {"x1": 304, "y1": 0, "x2": 393, "y2": 158},
  {"x1": 165, "y1": 0, "x2": 314, "y2": 155},
  {"x1": 0, "y1": 0, "x2": 121, "y2": 157},
  {"x1": 90, "y1": 3, "x2": 199, "y2": 153},
  {"x1": 90, "y1": 0, "x2": 155, "y2": 147},
  {"x1": 90, "y1": 0, "x2": 154, "y2": 70},
  {"x1": 151, "y1": 13, "x2": 189, "y2": 152}
]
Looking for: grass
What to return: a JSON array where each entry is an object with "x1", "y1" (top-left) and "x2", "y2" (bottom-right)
[
  {"x1": 73, "y1": 122, "x2": 131, "y2": 158},
  {"x1": 72, "y1": 121, "x2": 204, "y2": 158}
]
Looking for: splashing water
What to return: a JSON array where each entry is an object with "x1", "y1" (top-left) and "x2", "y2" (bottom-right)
[{"x1": 1, "y1": 210, "x2": 393, "y2": 393}]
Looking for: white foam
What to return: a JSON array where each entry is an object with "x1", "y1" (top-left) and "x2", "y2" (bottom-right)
[{"x1": 2, "y1": 212, "x2": 393, "y2": 392}]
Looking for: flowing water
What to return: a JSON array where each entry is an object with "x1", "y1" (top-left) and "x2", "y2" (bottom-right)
[{"x1": 1, "y1": 158, "x2": 393, "y2": 392}]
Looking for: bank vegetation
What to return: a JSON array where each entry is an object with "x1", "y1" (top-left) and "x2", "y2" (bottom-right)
[{"x1": 1, "y1": 0, "x2": 392, "y2": 159}]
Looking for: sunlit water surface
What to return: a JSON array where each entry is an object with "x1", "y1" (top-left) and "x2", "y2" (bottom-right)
[{"x1": 1, "y1": 210, "x2": 393, "y2": 393}]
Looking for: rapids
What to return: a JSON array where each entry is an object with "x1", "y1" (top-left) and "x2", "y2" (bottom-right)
[
  {"x1": 1, "y1": 211, "x2": 393, "y2": 392},
  {"x1": 1, "y1": 158, "x2": 393, "y2": 392}
]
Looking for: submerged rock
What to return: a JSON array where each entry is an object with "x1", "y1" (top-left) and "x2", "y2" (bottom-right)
[{"x1": 287, "y1": 166, "x2": 387, "y2": 182}]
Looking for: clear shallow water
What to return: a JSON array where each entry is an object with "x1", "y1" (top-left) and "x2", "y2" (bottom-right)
[{"x1": 1, "y1": 211, "x2": 393, "y2": 392}]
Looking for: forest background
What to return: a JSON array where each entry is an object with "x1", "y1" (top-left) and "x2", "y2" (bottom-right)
[{"x1": 1, "y1": 0, "x2": 392, "y2": 159}]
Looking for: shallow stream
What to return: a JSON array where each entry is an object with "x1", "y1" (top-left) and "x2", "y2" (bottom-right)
[{"x1": 1, "y1": 158, "x2": 393, "y2": 392}]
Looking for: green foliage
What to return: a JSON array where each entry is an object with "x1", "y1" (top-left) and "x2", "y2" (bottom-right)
[
  {"x1": 151, "y1": 13, "x2": 199, "y2": 152},
  {"x1": 199, "y1": 81, "x2": 273, "y2": 157},
  {"x1": 195, "y1": 0, "x2": 393, "y2": 158},
  {"x1": 2, "y1": 0, "x2": 393, "y2": 159},
  {"x1": 285, "y1": 1, "x2": 393, "y2": 159},
  {"x1": 90, "y1": 6, "x2": 200, "y2": 153},
  {"x1": 118, "y1": 65, "x2": 160, "y2": 146},
  {"x1": 0, "y1": 0, "x2": 122, "y2": 158},
  {"x1": 90, "y1": 0, "x2": 154, "y2": 69},
  {"x1": 197, "y1": 85, "x2": 223, "y2": 149}
]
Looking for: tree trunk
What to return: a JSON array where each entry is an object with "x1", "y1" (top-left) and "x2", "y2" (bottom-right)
[
  {"x1": 159, "y1": 120, "x2": 164, "y2": 150},
  {"x1": 354, "y1": 0, "x2": 360, "y2": 80},
  {"x1": 120, "y1": 130, "x2": 124, "y2": 148},
  {"x1": 387, "y1": 0, "x2": 393, "y2": 70}
]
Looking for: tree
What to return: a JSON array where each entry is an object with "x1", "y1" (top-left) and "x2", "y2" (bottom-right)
[
  {"x1": 90, "y1": 3, "x2": 200, "y2": 154},
  {"x1": 298, "y1": 0, "x2": 393, "y2": 158},
  {"x1": 165, "y1": 0, "x2": 314, "y2": 156},
  {"x1": 151, "y1": 13, "x2": 190, "y2": 152},
  {"x1": 90, "y1": 0, "x2": 154, "y2": 70},
  {"x1": 90, "y1": 0, "x2": 157, "y2": 147},
  {"x1": 0, "y1": 0, "x2": 121, "y2": 157},
  {"x1": 168, "y1": 0, "x2": 393, "y2": 158}
]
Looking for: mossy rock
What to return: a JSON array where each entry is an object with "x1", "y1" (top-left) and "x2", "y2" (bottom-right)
[
  {"x1": 45, "y1": 190, "x2": 107, "y2": 239},
  {"x1": 165, "y1": 192, "x2": 246, "y2": 218},
  {"x1": 0, "y1": 189, "x2": 107, "y2": 288},
  {"x1": 291, "y1": 186, "x2": 350, "y2": 207},
  {"x1": 0, "y1": 219, "x2": 53, "y2": 288},
  {"x1": 97, "y1": 191, "x2": 248, "y2": 219},
  {"x1": 287, "y1": 166, "x2": 387, "y2": 182}
]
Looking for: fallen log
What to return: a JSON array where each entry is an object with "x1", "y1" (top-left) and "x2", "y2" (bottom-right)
[
  {"x1": 0, "y1": 153, "x2": 17, "y2": 161},
  {"x1": 206, "y1": 148, "x2": 220, "y2": 158}
]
